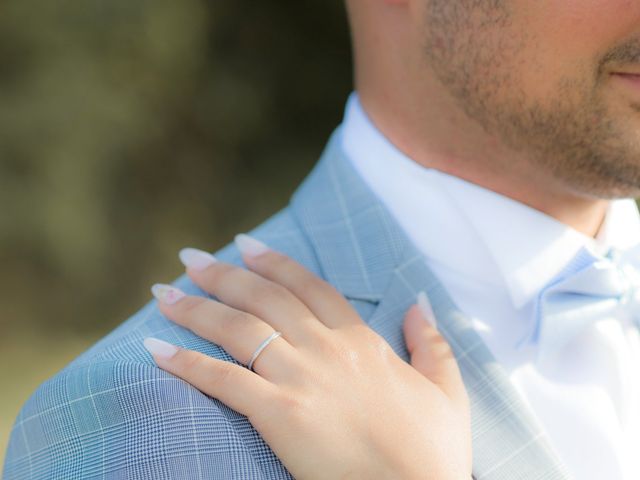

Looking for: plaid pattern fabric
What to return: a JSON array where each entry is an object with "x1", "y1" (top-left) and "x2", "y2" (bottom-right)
[{"x1": 3, "y1": 126, "x2": 571, "y2": 479}]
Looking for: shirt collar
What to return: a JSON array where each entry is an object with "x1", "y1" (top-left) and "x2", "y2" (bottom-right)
[
  {"x1": 436, "y1": 174, "x2": 640, "y2": 308},
  {"x1": 340, "y1": 90, "x2": 640, "y2": 310}
]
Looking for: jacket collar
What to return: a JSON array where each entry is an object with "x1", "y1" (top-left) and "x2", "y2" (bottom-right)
[{"x1": 289, "y1": 126, "x2": 571, "y2": 480}]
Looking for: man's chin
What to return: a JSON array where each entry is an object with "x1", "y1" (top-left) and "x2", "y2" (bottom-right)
[{"x1": 571, "y1": 120, "x2": 640, "y2": 199}]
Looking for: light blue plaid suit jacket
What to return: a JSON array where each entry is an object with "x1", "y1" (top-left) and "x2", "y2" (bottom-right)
[{"x1": 3, "y1": 126, "x2": 572, "y2": 479}]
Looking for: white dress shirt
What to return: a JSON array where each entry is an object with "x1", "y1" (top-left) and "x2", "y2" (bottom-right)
[{"x1": 339, "y1": 91, "x2": 640, "y2": 479}]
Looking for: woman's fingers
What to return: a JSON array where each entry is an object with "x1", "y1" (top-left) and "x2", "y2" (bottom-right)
[
  {"x1": 178, "y1": 248, "x2": 326, "y2": 346},
  {"x1": 142, "y1": 337, "x2": 279, "y2": 418},
  {"x1": 402, "y1": 292, "x2": 469, "y2": 411},
  {"x1": 234, "y1": 234, "x2": 364, "y2": 329},
  {"x1": 151, "y1": 284, "x2": 302, "y2": 382}
]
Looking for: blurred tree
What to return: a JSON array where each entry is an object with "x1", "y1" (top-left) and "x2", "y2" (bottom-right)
[{"x1": 0, "y1": 0, "x2": 352, "y2": 337}]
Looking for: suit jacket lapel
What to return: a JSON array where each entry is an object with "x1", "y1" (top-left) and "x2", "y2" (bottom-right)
[{"x1": 290, "y1": 127, "x2": 571, "y2": 480}]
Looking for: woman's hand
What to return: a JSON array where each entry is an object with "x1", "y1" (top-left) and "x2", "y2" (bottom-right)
[{"x1": 143, "y1": 234, "x2": 472, "y2": 480}]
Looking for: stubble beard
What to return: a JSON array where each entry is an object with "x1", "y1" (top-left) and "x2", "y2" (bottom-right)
[{"x1": 422, "y1": 1, "x2": 640, "y2": 199}]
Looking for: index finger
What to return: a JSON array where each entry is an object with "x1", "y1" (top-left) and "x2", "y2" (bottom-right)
[{"x1": 235, "y1": 234, "x2": 364, "y2": 329}]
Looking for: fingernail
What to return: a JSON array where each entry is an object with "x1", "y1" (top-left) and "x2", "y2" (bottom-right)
[
  {"x1": 234, "y1": 233, "x2": 270, "y2": 257},
  {"x1": 179, "y1": 247, "x2": 217, "y2": 270},
  {"x1": 151, "y1": 283, "x2": 186, "y2": 305},
  {"x1": 143, "y1": 337, "x2": 179, "y2": 360},
  {"x1": 417, "y1": 291, "x2": 438, "y2": 330}
]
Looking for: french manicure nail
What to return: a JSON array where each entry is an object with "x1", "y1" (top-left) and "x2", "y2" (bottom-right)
[
  {"x1": 234, "y1": 233, "x2": 270, "y2": 257},
  {"x1": 179, "y1": 247, "x2": 217, "y2": 270},
  {"x1": 417, "y1": 291, "x2": 438, "y2": 330},
  {"x1": 151, "y1": 283, "x2": 186, "y2": 305},
  {"x1": 143, "y1": 337, "x2": 179, "y2": 360}
]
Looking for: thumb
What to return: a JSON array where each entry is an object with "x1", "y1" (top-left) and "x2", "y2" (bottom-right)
[{"x1": 402, "y1": 292, "x2": 469, "y2": 409}]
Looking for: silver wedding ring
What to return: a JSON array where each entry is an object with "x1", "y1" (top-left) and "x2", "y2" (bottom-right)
[{"x1": 247, "y1": 331, "x2": 282, "y2": 372}]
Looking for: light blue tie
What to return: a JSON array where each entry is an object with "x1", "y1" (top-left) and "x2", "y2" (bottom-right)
[{"x1": 516, "y1": 244, "x2": 640, "y2": 364}]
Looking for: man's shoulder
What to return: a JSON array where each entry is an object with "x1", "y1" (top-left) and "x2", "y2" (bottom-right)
[
  {"x1": 65, "y1": 205, "x2": 320, "y2": 371},
  {"x1": 3, "y1": 206, "x2": 311, "y2": 479}
]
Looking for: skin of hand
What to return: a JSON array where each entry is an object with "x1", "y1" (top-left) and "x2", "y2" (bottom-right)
[{"x1": 143, "y1": 234, "x2": 472, "y2": 480}]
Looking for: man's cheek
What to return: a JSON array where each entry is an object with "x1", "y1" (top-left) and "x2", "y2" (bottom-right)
[{"x1": 541, "y1": 0, "x2": 640, "y2": 57}]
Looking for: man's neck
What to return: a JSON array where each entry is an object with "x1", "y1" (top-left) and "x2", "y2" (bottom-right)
[{"x1": 357, "y1": 90, "x2": 611, "y2": 239}]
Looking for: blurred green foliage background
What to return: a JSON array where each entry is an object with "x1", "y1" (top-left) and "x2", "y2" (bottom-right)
[{"x1": 0, "y1": 0, "x2": 352, "y2": 465}]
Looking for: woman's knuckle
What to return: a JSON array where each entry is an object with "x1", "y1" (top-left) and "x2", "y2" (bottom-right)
[
  {"x1": 254, "y1": 282, "x2": 290, "y2": 304},
  {"x1": 264, "y1": 251, "x2": 289, "y2": 270},
  {"x1": 221, "y1": 309, "x2": 251, "y2": 330},
  {"x1": 178, "y1": 351, "x2": 204, "y2": 371},
  {"x1": 351, "y1": 327, "x2": 391, "y2": 354},
  {"x1": 211, "y1": 363, "x2": 234, "y2": 389},
  {"x1": 276, "y1": 389, "x2": 310, "y2": 422},
  {"x1": 295, "y1": 275, "x2": 325, "y2": 295},
  {"x1": 372, "y1": 337, "x2": 394, "y2": 358},
  {"x1": 212, "y1": 263, "x2": 238, "y2": 287},
  {"x1": 314, "y1": 335, "x2": 344, "y2": 358},
  {"x1": 181, "y1": 297, "x2": 207, "y2": 317},
  {"x1": 433, "y1": 336, "x2": 454, "y2": 355}
]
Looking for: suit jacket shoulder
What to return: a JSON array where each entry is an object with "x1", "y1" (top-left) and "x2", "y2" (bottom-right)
[{"x1": 3, "y1": 207, "x2": 317, "y2": 480}]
